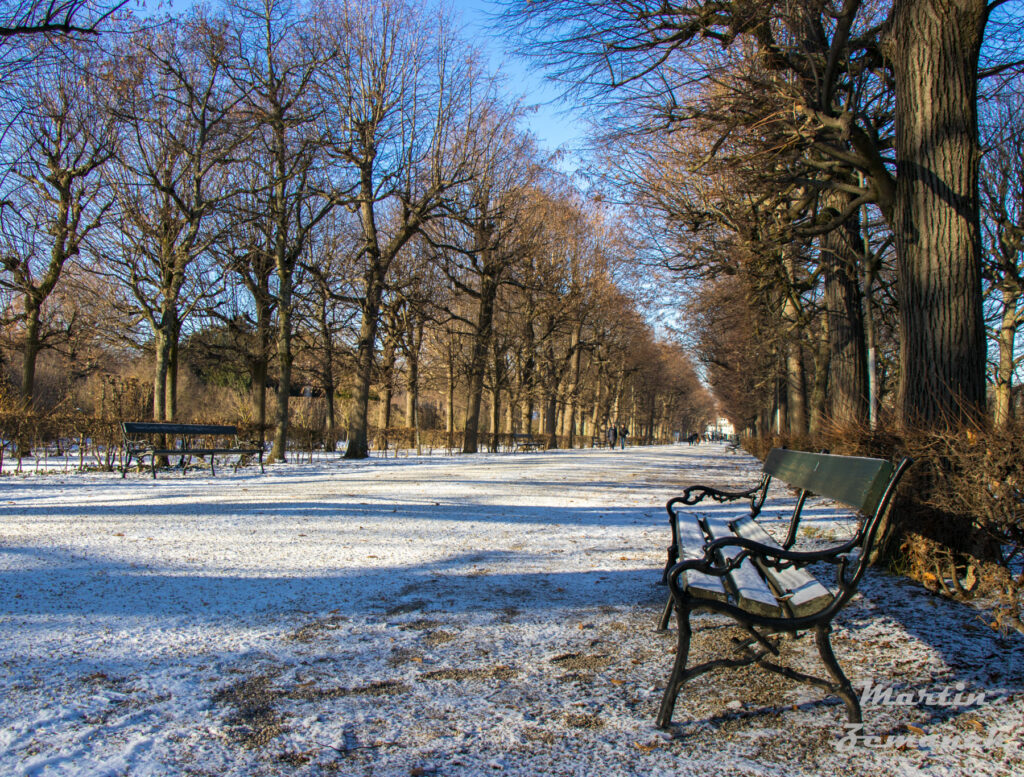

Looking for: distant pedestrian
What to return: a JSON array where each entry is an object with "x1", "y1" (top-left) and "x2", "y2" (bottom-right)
[
  {"x1": 619, "y1": 424, "x2": 628, "y2": 449},
  {"x1": 606, "y1": 425, "x2": 617, "y2": 447}
]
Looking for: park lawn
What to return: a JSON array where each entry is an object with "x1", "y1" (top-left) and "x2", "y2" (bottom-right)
[{"x1": 0, "y1": 444, "x2": 1021, "y2": 776}]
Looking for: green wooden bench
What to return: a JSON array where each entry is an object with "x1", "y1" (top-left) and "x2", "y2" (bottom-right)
[
  {"x1": 121, "y1": 422, "x2": 264, "y2": 479},
  {"x1": 656, "y1": 448, "x2": 911, "y2": 728}
]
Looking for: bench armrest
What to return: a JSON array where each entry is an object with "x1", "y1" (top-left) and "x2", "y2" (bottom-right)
[
  {"x1": 668, "y1": 484, "x2": 761, "y2": 510},
  {"x1": 666, "y1": 534, "x2": 859, "y2": 591},
  {"x1": 704, "y1": 534, "x2": 859, "y2": 567}
]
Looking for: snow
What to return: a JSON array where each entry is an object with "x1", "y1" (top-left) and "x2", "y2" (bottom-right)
[{"x1": 1, "y1": 443, "x2": 1021, "y2": 776}]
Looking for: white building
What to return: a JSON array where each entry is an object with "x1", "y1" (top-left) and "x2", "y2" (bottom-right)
[{"x1": 705, "y1": 417, "x2": 735, "y2": 438}]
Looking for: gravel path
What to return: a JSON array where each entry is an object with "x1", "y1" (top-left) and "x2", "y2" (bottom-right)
[{"x1": 1, "y1": 444, "x2": 1021, "y2": 776}]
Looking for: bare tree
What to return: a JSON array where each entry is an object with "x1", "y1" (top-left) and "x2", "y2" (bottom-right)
[
  {"x1": 981, "y1": 97, "x2": 1024, "y2": 427},
  {"x1": 318, "y1": 0, "x2": 495, "y2": 459},
  {"x1": 424, "y1": 121, "x2": 543, "y2": 453},
  {"x1": 0, "y1": 42, "x2": 113, "y2": 407},
  {"x1": 225, "y1": 0, "x2": 337, "y2": 462},
  {"x1": 103, "y1": 13, "x2": 245, "y2": 423}
]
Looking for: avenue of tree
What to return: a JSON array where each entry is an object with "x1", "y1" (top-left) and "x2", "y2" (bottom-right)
[{"x1": 0, "y1": 0, "x2": 714, "y2": 461}]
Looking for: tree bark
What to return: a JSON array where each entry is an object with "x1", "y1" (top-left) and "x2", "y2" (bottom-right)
[
  {"x1": 463, "y1": 274, "x2": 498, "y2": 454},
  {"x1": 884, "y1": 0, "x2": 988, "y2": 427},
  {"x1": 346, "y1": 275, "x2": 382, "y2": 460},
  {"x1": 270, "y1": 270, "x2": 293, "y2": 463},
  {"x1": 822, "y1": 203, "x2": 869, "y2": 428},
  {"x1": 20, "y1": 299, "x2": 41, "y2": 406},
  {"x1": 994, "y1": 285, "x2": 1020, "y2": 427}
]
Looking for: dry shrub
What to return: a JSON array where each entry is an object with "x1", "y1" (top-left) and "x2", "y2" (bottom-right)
[{"x1": 743, "y1": 422, "x2": 1024, "y2": 632}]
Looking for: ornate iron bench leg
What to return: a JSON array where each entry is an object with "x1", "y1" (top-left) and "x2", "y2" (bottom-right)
[
  {"x1": 658, "y1": 594, "x2": 674, "y2": 631},
  {"x1": 660, "y1": 542, "x2": 676, "y2": 585},
  {"x1": 815, "y1": 624, "x2": 861, "y2": 723},
  {"x1": 656, "y1": 612, "x2": 692, "y2": 729}
]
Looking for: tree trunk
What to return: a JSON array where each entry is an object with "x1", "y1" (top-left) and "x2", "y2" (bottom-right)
[
  {"x1": 994, "y1": 284, "x2": 1020, "y2": 427},
  {"x1": 543, "y1": 394, "x2": 557, "y2": 448},
  {"x1": 884, "y1": 0, "x2": 988, "y2": 427},
  {"x1": 319, "y1": 297, "x2": 336, "y2": 451},
  {"x1": 270, "y1": 272, "x2": 293, "y2": 463},
  {"x1": 20, "y1": 299, "x2": 41, "y2": 406},
  {"x1": 809, "y1": 318, "x2": 831, "y2": 436},
  {"x1": 566, "y1": 324, "x2": 582, "y2": 447},
  {"x1": 345, "y1": 279, "x2": 382, "y2": 460},
  {"x1": 153, "y1": 327, "x2": 172, "y2": 422},
  {"x1": 463, "y1": 275, "x2": 498, "y2": 454},
  {"x1": 446, "y1": 342, "x2": 456, "y2": 445},
  {"x1": 787, "y1": 343, "x2": 808, "y2": 435},
  {"x1": 822, "y1": 204, "x2": 869, "y2": 428},
  {"x1": 166, "y1": 327, "x2": 179, "y2": 421}
]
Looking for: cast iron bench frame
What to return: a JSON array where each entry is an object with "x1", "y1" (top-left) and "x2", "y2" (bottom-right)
[
  {"x1": 656, "y1": 448, "x2": 911, "y2": 729},
  {"x1": 511, "y1": 433, "x2": 543, "y2": 452},
  {"x1": 121, "y1": 422, "x2": 264, "y2": 479}
]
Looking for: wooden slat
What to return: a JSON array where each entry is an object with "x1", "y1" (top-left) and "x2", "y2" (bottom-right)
[
  {"x1": 732, "y1": 517, "x2": 834, "y2": 617},
  {"x1": 672, "y1": 515, "x2": 727, "y2": 602},
  {"x1": 701, "y1": 514, "x2": 781, "y2": 616},
  {"x1": 763, "y1": 449, "x2": 894, "y2": 515}
]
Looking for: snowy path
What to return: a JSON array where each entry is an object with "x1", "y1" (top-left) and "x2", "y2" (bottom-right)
[{"x1": 1, "y1": 444, "x2": 1021, "y2": 776}]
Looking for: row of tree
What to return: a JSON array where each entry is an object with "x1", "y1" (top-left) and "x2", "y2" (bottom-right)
[
  {"x1": 501, "y1": 0, "x2": 1023, "y2": 436},
  {"x1": 0, "y1": 0, "x2": 714, "y2": 458}
]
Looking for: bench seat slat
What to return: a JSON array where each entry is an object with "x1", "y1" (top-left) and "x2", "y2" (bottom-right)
[
  {"x1": 701, "y1": 514, "x2": 782, "y2": 616},
  {"x1": 731, "y1": 517, "x2": 834, "y2": 616},
  {"x1": 672, "y1": 513, "x2": 728, "y2": 602}
]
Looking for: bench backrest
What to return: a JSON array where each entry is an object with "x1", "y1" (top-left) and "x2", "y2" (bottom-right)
[
  {"x1": 761, "y1": 448, "x2": 911, "y2": 598},
  {"x1": 763, "y1": 448, "x2": 894, "y2": 516},
  {"x1": 123, "y1": 422, "x2": 238, "y2": 436}
]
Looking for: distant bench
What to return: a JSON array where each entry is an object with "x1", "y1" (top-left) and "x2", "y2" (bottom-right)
[
  {"x1": 511, "y1": 433, "x2": 543, "y2": 452},
  {"x1": 655, "y1": 448, "x2": 911, "y2": 729},
  {"x1": 121, "y1": 422, "x2": 264, "y2": 479}
]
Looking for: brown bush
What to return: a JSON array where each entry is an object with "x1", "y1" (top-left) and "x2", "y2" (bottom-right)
[{"x1": 742, "y1": 423, "x2": 1024, "y2": 632}]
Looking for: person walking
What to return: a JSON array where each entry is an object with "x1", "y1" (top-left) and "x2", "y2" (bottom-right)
[
  {"x1": 619, "y1": 424, "x2": 628, "y2": 449},
  {"x1": 607, "y1": 425, "x2": 617, "y2": 448}
]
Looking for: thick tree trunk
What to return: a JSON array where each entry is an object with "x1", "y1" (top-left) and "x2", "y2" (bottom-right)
[
  {"x1": 543, "y1": 394, "x2": 557, "y2": 448},
  {"x1": 345, "y1": 280, "x2": 382, "y2": 460},
  {"x1": 463, "y1": 275, "x2": 498, "y2": 454},
  {"x1": 153, "y1": 327, "x2": 172, "y2": 422},
  {"x1": 166, "y1": 330, "x2": 178, "y2": 421},
  {"x1": 20, "y1": 300, "x2": 41, "y2": 406},
  {"x1": 884, "y1": 0, "x2": 988, "y2": 427},
  {"x1": 566, "y1": 325, "x2": 582, "y2": 447},
  {"x1": 809, "y1": 319, "x2": 831, "y2": 436},
  {"x1": 787, "y1": 343, "x2": 808, "y2": 435},
  {"x1": 822, "y1": 204, "x2": 869, "y2": 428}
]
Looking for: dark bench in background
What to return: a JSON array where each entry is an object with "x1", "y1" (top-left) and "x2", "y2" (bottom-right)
[
  {"x1": 121, "y1": 422, "x2": 264, "y2": 478},
  {"x1": 656, "y1": 448, "x2": 911, "y2": 728},
  {"x1": 511, "y1": 433, "x2": 543, "y2": 452}
]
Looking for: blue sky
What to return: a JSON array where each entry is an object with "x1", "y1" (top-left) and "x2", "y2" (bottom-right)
[
  {"x1": 447, "y1": 0, "x2": 590, "y2": 162},
  {"x1": 148, "y1": 0, "x2": 590, "y2": 164}
]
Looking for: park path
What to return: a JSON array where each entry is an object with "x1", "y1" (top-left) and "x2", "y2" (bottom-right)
[{"x1": 1, "y1": 444, "x2": 1020, "y2": 776}]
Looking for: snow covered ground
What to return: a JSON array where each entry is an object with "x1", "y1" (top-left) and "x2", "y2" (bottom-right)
[{"x1": 0, "y1": 443, "x2": 1021, "y2": 776}]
